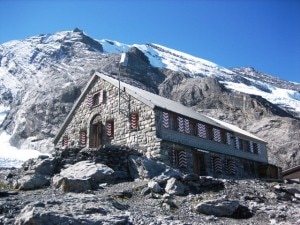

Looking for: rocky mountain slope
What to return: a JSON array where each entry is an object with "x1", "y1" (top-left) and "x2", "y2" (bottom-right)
[
  {"x1": 0, "y1": 152, "x2": 299, "y2": 225},
  {"x1": 0, "y1": 28, "x2": 299, "y2": 169}
]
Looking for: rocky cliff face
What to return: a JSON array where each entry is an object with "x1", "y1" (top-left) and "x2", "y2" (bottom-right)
[{"x1": 0, "y1": 29, "x2": 299, "y2": 169}]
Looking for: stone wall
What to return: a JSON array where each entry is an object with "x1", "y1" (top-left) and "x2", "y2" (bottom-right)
[
  {"x1": 55, "y1": 146, "x2": 141, "y2": 180},
  {"x1": 56, "y1": 77, "x2": 161, "y2": 159}
]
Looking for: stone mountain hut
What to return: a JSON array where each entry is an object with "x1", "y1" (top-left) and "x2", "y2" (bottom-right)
[{"x1": 54, "y1": 71, "x2": 280, "y2": 179}]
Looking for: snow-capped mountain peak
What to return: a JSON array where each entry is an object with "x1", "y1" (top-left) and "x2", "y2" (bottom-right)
[{"x1": 0, "y1": 29, "x2": 300, "y2": 168}]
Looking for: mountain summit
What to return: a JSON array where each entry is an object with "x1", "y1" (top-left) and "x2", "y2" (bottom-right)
[{"x1": 0, "y1": 29, "x2": 299, "y2": 168}]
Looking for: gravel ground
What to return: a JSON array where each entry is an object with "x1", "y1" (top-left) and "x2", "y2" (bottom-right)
[{"x1": 1, "y1": 171, "x2": 300, "y2": 225}]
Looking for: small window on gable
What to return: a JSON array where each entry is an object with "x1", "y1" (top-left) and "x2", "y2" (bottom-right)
[
  {"x1": 80, "y1": 130, "x2": 87, "y2": 146},
  {"x1": 62, "y1": 135, "x2": 69, "y2": 147},
  {"x1": 130, "y1": 113, "x2": 139, "y2": 130},
  {"x1": 106, "y1": 120, "x2": 114, "y2": 139},
  {"x1": 92, "y1": 90, "x2": 106, "y2": 107}
]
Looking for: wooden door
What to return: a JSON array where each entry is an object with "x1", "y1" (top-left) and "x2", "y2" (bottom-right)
[
  {"x1": 193, "y1": 152, "x2": 206, "y2": 176},
  {"x1": 90, "y1": 122, "x2": 102, "y2": 148}
]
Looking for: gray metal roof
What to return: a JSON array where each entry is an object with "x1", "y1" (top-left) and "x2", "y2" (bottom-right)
[{"x1": 98, "y1": 72, "x2": 266, "y2": 143}]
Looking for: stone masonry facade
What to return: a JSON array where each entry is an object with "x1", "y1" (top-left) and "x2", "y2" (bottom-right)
[{"x1": 55, "y1": 77, "x2": 161, "y2": 159}]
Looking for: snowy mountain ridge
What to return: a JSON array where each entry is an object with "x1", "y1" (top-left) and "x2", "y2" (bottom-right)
[
  {"x1": 0, "y1": 29, "x2": 299, "y2": 168},
  {"x1": 99, "y1": 39, "x2": 300, "y2": 117}
]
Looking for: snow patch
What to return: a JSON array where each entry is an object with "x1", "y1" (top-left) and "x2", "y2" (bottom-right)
[
  {"x1": 98, "y1": 39, "x2": 130, "y2": 53},
  {"x1": 0, "y1": 132, "x2": 44, "y2": 168},
  {"x1": 223, "y1": 81, "x2": 300, "y2": 113},
  {"x1": 288, "y1": 91, "x2": 300, "y2": 101},
  {"x1": 0, "y1": 105, "x2": 10, "y2": 125}
]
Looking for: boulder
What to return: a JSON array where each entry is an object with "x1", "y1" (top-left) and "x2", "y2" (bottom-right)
[
  {"x1": 32, "y1": 157, "x2": 58, "y2": 176},
  {"x1": 195, "y1": 199, "x2": 240, "y2": 217},
  {"x1": 152, "y1": 168, "x2": 182, "y2": 185},
  {"x1": 128, "y1": 155, "x2": 166, "y2": 180},
  {"x1": 15, "y1": 204, "x2": 79, "y2": 225},
  {"x1": 148, "y1": 180, "x2": 162, "y2": 193},
  {"x1": 52, "y1": 176, "x2": 91, "y2": 193},
  {"x1": 15, "y1": 173, "x2": 50, "y2": 190},
  {"x1": 12, "y1": 156, "x2": 58, "y2": 191},
  {"x1": 165, "y1": 178, "x2": 185, "y2": 196},
  {"x1": 15, "y1": 203, "x2": 129, "y2": 225},
  {"x1": 52, "y1": 161, "x2": 114, "y2": 192},
  {"x1": 22, "y1": 155, "x2": 57, "y2": 176}
]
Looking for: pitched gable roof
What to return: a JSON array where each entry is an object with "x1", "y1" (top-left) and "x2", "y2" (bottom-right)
[{"x1": 54, "y1": 71, "x2": 266, "y2": 144}]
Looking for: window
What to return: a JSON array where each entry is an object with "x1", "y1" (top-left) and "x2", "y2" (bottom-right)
[
  {"x1": 177, "y1": 116, "x2": 184, "y2": 133},
  {"x1": 220, "y1": 130, "x2": 227, "y2": 144},
  {"x1": 213, "y1": 128, "x2": 221, "y2": 142},
  {"x1": 235, "y1": 137, "x2": 242, "y2": 150},
  {"x1": 226, "y1": 133, "x2": 233, "y2": 145},
  {"x1": 172, "y1": 149, "x2": 187, "y2": 168},
  {"x1": 106, "y1": 120, "x2": 114, "y2": 138},
  {"x1": 252, "y1": 142, "x2": 259, "y2": 154},
  {"x1": 211, "y1": 156, "x2": 222, "y2": 174},
  {"x1": 184, "y1": 118, "x2": 190, "y2": 134},
  {"x1": 226, "y1": 159, "x2": 236, "y2": 175},
  {"x1": 206, "y1": 124, "x2": 214, "y2": 140},
  {"x1": 162, "y1": 112, "x2": 169, "y2": 129},
  {"x1": 130, "y1": 113, "x2": 139, "y2": 130},
  {"x1": 92, "y1": 92, "x2": 100, "y2": 106},
  {"x1": 169, "y1": 113, "x2": 178, "y2": 131},
  {"x1": 190, "y1": 120, "x2": 197, "y2": 136},
  {"x1": 79, "y1": 130, "x2": 87, "y2": 146},
  {"x1": 242, "y1": 140, "x2": 251, "y2": 152},
  {"x1": 243, "y1": 161, "x2": 256, "y2": 176},
  {"x1": 90, "y1": 90, "x2": 106, "y2": 107},
  {"x1": 62, "y1": 135, "x2": 69, "y2": 147},
  {"x1": 197, "y1": 122, "x2": 206, "y2": 139}
]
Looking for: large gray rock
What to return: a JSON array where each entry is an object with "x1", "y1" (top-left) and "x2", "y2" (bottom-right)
[
  {"x1": 11, "y1": 156, "x2": 57, "y2": 191},
  {"x1": 30, "y1": 157, "x2": 57, "y2": 176},
  {"x1": 15, "y1": 203, "x2": 129, "y2": 225},
  {"x1": 195, "y1": 199, "x2": 240, "y2": 217},
  {"x1": 53, "y1": 161, "x2": 114, "y2": 192},
  {"x1": 15, "y1": 204, "x2": 81, "y2": 225},
  {"x1": 165, "y1": 178, "x2": 185, "y2": 196},
  {"x1": 152, "y1": 168, "x2": 183, "y2": 185},
  {"x1": 52, "y1": 176, "x2": 91, "y2": 193},
  {"x1": 15, "y1": 173, "x2": 50, "y2": 190},
  {"x1": 128, "y1": 155, "x2": 166, "y2": 180}
]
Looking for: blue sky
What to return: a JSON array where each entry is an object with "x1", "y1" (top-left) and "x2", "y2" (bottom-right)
[{"x1": 1, "y1": 0, "x2": 299, "y2": 83}]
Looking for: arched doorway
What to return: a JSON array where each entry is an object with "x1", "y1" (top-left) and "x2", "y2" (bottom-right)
[{"x1": 89, "y1": 114, "x2": 102, "y2": 148}]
